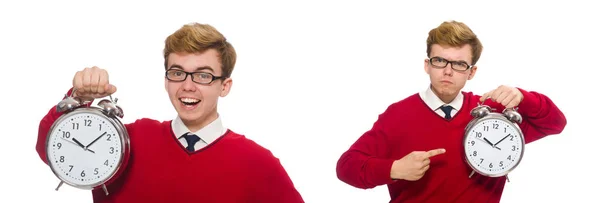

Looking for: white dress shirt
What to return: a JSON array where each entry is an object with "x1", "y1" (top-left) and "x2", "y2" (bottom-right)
[
  {"x1": 418, "y1": 85, "x2": 463, "y2": 119},
  {"x1": 171, "y1": 115, "x2": 228, "y2": 151}
]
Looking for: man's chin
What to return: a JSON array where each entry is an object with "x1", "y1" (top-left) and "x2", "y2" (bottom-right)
[
  {"x1": 433, "y1": 85, "x2": 453, "y2": 94},
  {"x1": 178, "y1": 111, "x2": 201, "y2": 120}
]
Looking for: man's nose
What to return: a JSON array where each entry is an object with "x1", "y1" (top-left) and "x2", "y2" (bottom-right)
[
  {"x1": 443, "y1": 64, "x2": 454, "y2": 76},
  {"x1": 182, "y1": 75, "x2": 197, "y2": 90}
]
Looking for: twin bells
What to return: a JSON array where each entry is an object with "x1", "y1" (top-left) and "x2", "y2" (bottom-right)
[
  {"x1": 56, "y1": 88, "x2": 124, "y2": 118},
  {"x1": 470, "y1": 100, "x2": 522, "y2": 124}
]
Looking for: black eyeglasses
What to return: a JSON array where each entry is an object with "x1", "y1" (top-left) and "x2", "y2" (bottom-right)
[
  {"x1": 165, "y1": 69, "x2": 225, "y2": 84},
  {"x1": 428, "y1": 57, "x2": 473, "y2": 72}
]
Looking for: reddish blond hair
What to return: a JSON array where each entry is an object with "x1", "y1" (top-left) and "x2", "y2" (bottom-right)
[
  {"x1": 426, "y1": 20, "x2": 483, "y2": 65},
  {"x1": 163, "y1": 23, "x2": 236, "y2": 78}
]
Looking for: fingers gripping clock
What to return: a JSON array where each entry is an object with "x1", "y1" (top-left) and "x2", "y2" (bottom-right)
[
  {"x1": 46, "y1": 89, "x2": 130, "y2": 195},
  {"x1": 463, "y1": 99, "x2": 525, "y2": 180}
]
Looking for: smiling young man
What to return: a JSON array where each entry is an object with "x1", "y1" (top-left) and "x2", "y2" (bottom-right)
[
  {"x1": 36, "y1": 23, "x2": 304, "y2": 203},
  {"x1": 335, "y1": 20, "x2": 567, "y2": 202}
]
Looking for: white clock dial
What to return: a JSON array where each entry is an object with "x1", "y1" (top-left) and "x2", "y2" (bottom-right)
[
  {"x1": 464, "y1": 117, "x2": 524, "y2": 177},
  {"x1": 47, "y1": 111, "x2": 124, "y2": 188}
]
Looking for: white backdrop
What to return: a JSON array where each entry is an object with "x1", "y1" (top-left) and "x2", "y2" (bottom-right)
[{"x1": 0, "y1": 1, "x2": 596, "y2": 202}]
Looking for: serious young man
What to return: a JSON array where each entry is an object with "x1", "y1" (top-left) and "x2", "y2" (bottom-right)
[
  {"x1": 336, "y1": 20, "x2": 567, "y2": 202},
  {"x1": 36, "y1": 23, "x2": 304, "y2": 203}
]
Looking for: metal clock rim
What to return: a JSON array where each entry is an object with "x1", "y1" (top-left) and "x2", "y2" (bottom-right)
[
  {"x1": 462, "y1": 113, "x2": 525, "y2": 178},
  {"x1": 45, "y1": 107, "x2": 131, "y2": 190}
]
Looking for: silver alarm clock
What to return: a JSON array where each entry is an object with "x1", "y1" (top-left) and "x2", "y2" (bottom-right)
[
  {"x1": 463, "y1": 99, "x2": 525, "y2": 181},
  {"x1": 45, "y1": 89, "x2": 130, "y2": 195}
]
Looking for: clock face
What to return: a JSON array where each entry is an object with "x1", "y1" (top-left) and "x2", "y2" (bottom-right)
[
  {"x1": 464, "y1": 116, "x2": 524, "y2": 177},
  {"x1": 47, "y1": 109, "x2": 124, "y2": 188}
]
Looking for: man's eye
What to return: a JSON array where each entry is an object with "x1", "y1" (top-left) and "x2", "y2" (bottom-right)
[
  {"x1": 199, "y1": 73, "x2": 212, "y2": 79},
  {"x1": 455, "y1": 62, "x2": 468, "y2": 67}
]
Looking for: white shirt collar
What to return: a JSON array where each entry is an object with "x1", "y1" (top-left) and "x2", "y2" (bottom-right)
[
  {"x1": 171, "y1": 115, "x2": 227, "y2": 145},
  {"x1": 419, "y1": 85, "x2": 463, "y2": 111}
]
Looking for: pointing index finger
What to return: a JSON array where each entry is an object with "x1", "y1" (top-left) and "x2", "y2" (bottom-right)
[{"x1": 425, "y1": 148, "x2": 446, "y2": 158}]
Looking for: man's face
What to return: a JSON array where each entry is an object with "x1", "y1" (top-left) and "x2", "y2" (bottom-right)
[
  {"x1": 424, "y1": 44, "x2": 477, "y2": 102},
  {"x1": 165, "y1": 49, "x2": 232, "y2": 131}
]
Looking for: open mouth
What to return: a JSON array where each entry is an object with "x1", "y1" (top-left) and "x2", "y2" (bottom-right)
[{"x1": 179, "y1": 98, "x2": 201, "y2": 106}]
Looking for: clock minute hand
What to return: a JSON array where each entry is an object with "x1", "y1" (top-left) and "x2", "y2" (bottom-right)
[
  {"x1": 86, "y1": 132, "x2": 107, "y2": 149},
  {"x1": 493, "y1": 134, "x2": 512, "y2": 147}
]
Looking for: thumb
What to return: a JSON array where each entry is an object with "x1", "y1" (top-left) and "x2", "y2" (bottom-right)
[
  {"x1": 480, "y1": 92, "x2": 490, "y2": 103},
  {"x1": 105, "y1": 84, "x2": 117, "y2": 94}
]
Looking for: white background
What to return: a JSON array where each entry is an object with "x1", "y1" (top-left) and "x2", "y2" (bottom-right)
[{"x1": 0, "y1": 1, "x2": 596, "y2": 202}]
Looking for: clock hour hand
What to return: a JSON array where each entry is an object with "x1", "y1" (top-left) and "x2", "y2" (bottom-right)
[
  {"x1": 72, "y1": 138, "x2": 96, "y2": 153},
  {"x1": 86, "y1": 132, "x2": 107, "y2": 149},
  {"x1": 483, "y1": 137, "x2": 501, "y2": 150},
  {"x1": 72, "y1": 138, "x2": 85, "y2": 148},
  {"x1": 60, "y1": 137, "x2": 83, "y2": 148}
]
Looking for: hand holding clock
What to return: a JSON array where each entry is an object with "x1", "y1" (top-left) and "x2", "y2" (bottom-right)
[
  {"x1": 72, "y1": 66, "x2": 117, "y2": 102},
  {"x1": 479, "y1": 85, "x2": 523, "y2": 109}
]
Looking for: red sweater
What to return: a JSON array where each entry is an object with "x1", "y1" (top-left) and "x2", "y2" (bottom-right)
[
  {"x1": 36, "y1": 95, "x2": 304, "y2": 202},
  {"x1": 336, "y1": 88, "x2": 566, "y2": 203}
]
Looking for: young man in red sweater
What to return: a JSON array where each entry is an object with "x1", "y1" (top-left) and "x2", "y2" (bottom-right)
[
  {"x1": 336, "y1": 20, "x2": 567, "y2": 202},
  {"x1": 36, "y1": 23, "x2": 304, "y2": 202}
]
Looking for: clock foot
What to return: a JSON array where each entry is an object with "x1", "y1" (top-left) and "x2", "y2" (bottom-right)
[
  {"x1": 55, "y1": 181, "x2": 64, "y2": 191},
  {"x1": 506, "y1": 175, "x2": 510, "y2": 183},
  {"x1": 102, "y1": 184, "x2": 109, "y2": 195},
  {"x1": 468, "y1": 170, "x2": 475, "y2": 178}
]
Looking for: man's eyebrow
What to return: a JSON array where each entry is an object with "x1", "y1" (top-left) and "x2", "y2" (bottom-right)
[
  {"x1": 168, "y1": 64, "x2": 183, "y2": 70},
  {"x1": 167, "y1": 65, "x2": 214, "y2": 72},
  {"x1": 194, "y1": 66, "x2": 214, "y2": 72}
]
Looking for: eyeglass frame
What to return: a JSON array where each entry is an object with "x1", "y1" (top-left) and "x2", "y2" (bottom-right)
[
  {"x1": 165, "y1": 69, "x2": 226, "y2": 85},
  {"x1": 427, "y1": 56, "x2": 474, "y2": 72}
]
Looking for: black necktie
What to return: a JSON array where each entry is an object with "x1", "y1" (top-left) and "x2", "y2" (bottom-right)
[
  {"x1": 440, "y1": 105, "x2": 453, "y2": 120},
  {"x1": 182, "y1": 133, "x2": 201, "y2": 152}
]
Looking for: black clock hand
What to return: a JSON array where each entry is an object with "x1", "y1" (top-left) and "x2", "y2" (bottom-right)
[
  {"x1": 483, "y1": 137, "x2": 494, "y2": 146},
  {"x1": 72, "y1": 138, "x2": 96, "y2": 153},
  {"x1": 483, "y1": 137, "x2": 501, "y2": 150},
  {"x1": 72, "y1": 138, "x2": 86, "y2": 148},
  {"x1": 60, "y1": 137, "x2": 85, "y2": 149},
  {"x1": 493, "y1": 134, "x2": 512, "y2": 147},
  {"x1": 86, "y1": 132, "x2": 107, "y2": 149}
]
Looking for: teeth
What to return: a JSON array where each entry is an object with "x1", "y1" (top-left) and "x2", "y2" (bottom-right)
[{"x1": 180, "y1": 98, "x2": 199, "y2": 103}]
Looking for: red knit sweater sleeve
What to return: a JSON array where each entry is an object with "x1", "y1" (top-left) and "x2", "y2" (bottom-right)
[
  {"x1": 483, "y1": 88, "x2": 567, "y2": 143},
  {"x1": 246, "y1": 141, "x2": 305, "y2": 202},
  {"x1": 336, "y1": 103, "x2": 399, "y2": 189}
]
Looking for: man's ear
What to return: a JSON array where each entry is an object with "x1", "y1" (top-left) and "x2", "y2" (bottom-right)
[
  {"x1": 220, "y1": 78, "x2": 233, "y2": 97},
  {"x1": 468, "y1": 66, "x2": 478, "y2": 80}
]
